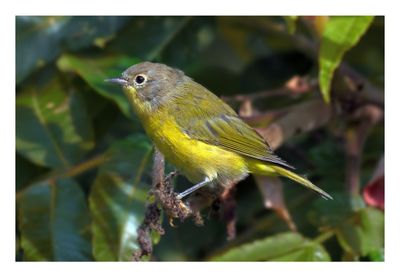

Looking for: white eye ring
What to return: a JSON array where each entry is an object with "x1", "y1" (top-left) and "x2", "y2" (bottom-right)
[{"x1": 134, "y1": 74, "x2": 147, "y2": 88}]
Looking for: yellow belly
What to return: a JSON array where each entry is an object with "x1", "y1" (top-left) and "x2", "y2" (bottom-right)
[{"x1": 142, "y1": 111, "x2": 248, "y2": 185}]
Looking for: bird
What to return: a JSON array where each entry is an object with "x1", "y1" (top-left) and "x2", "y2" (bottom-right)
[{"x1": 106, "y1": 62, "x2": 332, "y2": 200}]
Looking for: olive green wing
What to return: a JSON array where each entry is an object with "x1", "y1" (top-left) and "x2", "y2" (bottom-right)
[{"x1": 171, "y1": 81, "x2": 293, "y2": 169}]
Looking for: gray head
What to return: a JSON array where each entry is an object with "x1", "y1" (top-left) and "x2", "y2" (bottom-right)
[{"x1": 106, "y1": 62, "x2": 187, "y2": 106}]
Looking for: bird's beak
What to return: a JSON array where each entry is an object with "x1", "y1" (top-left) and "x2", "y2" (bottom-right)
[{"x1": 105, "y1": 77, "x2": 128, "y2": 86}]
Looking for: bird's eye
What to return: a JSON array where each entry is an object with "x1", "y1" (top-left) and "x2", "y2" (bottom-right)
[{"x1": 134, "y1": 74, "x2": 147, "y2": 86}]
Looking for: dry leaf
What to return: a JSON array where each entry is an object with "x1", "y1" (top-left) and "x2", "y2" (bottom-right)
[{"x1": 254, "y1": 175, "x2": 297, "y2": 231}]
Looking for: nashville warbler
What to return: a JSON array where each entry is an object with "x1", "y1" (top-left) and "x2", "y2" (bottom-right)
[{"x1": 106, "y1": 62, "x2": 332, "y2": 200}]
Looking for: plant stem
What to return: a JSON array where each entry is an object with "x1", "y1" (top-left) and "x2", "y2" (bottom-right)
[
  {"x1": 63, "y1": 154, "x2": 109, "y2": 178},
  {"x1": 313, "y1": 229, "x2": 335, "y2": 244},
  {"x1": 16, "y1": 153, "x2": 109, "y2": 199}
]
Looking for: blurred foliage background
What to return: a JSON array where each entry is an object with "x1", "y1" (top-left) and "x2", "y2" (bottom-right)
[{"x1": 16, "y1": 16, "x2": 384, "y2": 261}]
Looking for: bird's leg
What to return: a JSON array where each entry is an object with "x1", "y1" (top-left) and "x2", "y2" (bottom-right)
[{"x1": 177, "y1": 177, "x2": 211, "y2": 200}]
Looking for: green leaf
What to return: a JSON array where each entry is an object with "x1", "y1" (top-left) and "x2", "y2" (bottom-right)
[
  {"x1": 16, "y1": 17, "x2": 68, "y2": 84},
  {"x1": 319, "y1": 16, "x2": 374, "y2": 103},
  {"x1": 108, "y1": 17, "x2": 215, "y2": 68},
  {"x1": 17, "y1": 178, "x2": 92, "y2": 261},
  {"x1": 157, "y1": 17, "x2": 215, "y2": 68},
  {"x1": 270, "y1": 241, "x2": 330, "y2": 261},
  {"x1": 89, "y1": 134, "x2": 153, "y2": 261},
  {"x1": 310, "y1": 193, "x2": 384, "y2": 259},
  {"x1": 309, "y1": 192, "x2": 356, "y2": 227},
  {"x1": 16, "y1": 154, "x2": 48, "y2": 191},
  {"x1": 368, "y1": 248, "x2": 384, "y2": 261},
  {"x1": 109, "y1": 17, "x2": 191, "y2": 61},
  {"x1": 336, "y1": 207, "x2": 384, "y2": 258},
  {"x1": 210, "y1": 232, "x2": 330, "y2": 261},
  {"x1": 16, "y1": 78, "x2": 94, "y2": 168},
  {"x1": 16, "y1": 16, "x2": 130, "y2": 84},
  {"x1": 57, "y1": 54, "x2": 139, "y2": 119}
]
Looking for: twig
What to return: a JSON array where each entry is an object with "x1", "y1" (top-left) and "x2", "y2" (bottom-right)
[
  {"x1": 133, "y1": 148, "x2": 198, "y2": 260},
  {"x1": 241, "y1": 110, "x2": 287, "y2": 128},
  {"x1": 222, "y1": 76, "x2": 316, "y2": 103},
  {"x1": 151, "y1": 148, "x2": 189, "y2": 220},
  {"x1": 255, "y1": 99, "x2": 332, "y2": 150},
  {"x1": 220, "y1": 185, "x2": 237, "y2": 241},
  {"x1": 152, "y1": 148, "x2": 165, "y2": 189},
  {"x1": 133, "y1": 202, "x2": 164, "y2": 261},
  {"x1": 337, "y1": 64, "x2": 384, "y2": 108},
  {"x1": 345, "y1": 105, "x2": 383, "y2": 195},
  {"x1": 16, "y1": 153, "x2": 109, "y2": 200}
]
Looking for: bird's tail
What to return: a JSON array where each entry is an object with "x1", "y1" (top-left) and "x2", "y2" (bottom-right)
[{"x1": 250, "y1": 162, "x2": 332, "y2": 200}]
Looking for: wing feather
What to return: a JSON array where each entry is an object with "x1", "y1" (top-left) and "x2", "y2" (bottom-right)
[{"x1": 170, "y1": 80, "x2": 294, "y2": 169}]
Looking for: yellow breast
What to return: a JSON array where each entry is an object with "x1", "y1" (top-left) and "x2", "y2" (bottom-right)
[{"x1": 141, "y1": 108, "x2": 248, "y2": 185}]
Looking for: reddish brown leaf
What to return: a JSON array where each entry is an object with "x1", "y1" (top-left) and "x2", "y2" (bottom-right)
[
  {"x1": 254, "y1": 175, "x2": 297, "y2": 231},
  {"x1": 363, "y1": 156, "x2": 384, "y2": 210}
]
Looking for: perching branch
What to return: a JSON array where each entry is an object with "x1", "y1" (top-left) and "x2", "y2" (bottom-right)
[
  {"x1": 148, "y1": 148, "x2": 191, "y2": 221},
  {"x1": 134, "y1": 148, "x2": 200, "y2": 260},
  {"x1": 133, "y1": 202, "x2": 164, "y2": 261}
]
